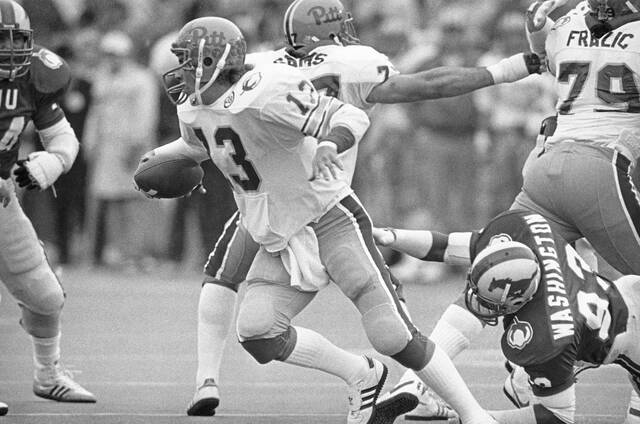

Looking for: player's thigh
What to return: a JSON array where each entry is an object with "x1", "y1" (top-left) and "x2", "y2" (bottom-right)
[
  {"x1": 510, "y1": 148, "x2": 581, "y2": 243},
  {"x1": 203, "y1": 211, "x2": 259, "y2": 290},
  {"x1": 315, "y1": 196, "x2": 399, "y2": 310},
  {"x1": 0, "y1": 198, "x2": 63, "y2": 314},
  {"x1": 563, "y1": 149, "x2": 640, "y2": 275},
  {"x1": 236, "y1": 249, "x2": 315, "y2": 339}
]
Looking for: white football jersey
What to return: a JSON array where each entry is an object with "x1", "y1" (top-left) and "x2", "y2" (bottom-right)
[
  {"x1": 177, "y1": 64, "x2": 357, "y2": 252},
  {"x1": 545, "y1": 6, "x2": 640, "y2": 148},
  {"x1": 246, "y1": 44, "x2": 398, "y2": 183}
]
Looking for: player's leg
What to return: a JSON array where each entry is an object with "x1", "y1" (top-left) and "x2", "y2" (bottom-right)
[
  {"x1": 0, "y1": 196, "x2": 95, "y2": 402},
  {"x1": 187, "y1": 211, "x2": 258, "y2": 416},
  {"x1": 314, "y1": 195, "x2": 496, "y2": 424},
  {"x1": 236, "y1": 250, "x2": 387, "y2": 424}
]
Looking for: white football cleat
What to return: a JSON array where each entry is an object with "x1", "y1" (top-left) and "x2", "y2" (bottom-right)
[
  {"x1": 33, "y1": 362, "x2": 96, "y2": 403},
  {"x1": 347, "y1": 356, "x2": 388, "y2": 424},
  {"x1": 186, "y1": 378, "x2": 220, "y2": 416},
  {"x1": 404, "y1": 386, "x2": 457, "y2": 421},
  {"x1": 0, "y1": 401, "x2": 7, "y2": 416},
  {"x1": 503, "y1": 361, "x2": 532, "y2": 408}
]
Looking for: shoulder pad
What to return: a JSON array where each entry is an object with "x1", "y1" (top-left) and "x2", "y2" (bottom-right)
[
  {"x1": 502, "y1": 300, "x2": 572, "y2": 367},
  {"x1": 30, "y1": 45, "x2": 71, "y2": 94}
]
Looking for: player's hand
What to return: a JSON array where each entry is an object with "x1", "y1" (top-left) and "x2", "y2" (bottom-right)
[
  {"x1": 0, "y1": 177, "x2": 14, "y2": 207},
  {"x1": 531, "y1": 0, "x2": 568, "y2": 29},
  {"x1": 14, "y1": 151, "x2": 64, "y2": 190},
  {"x1": 311, "y1": 142, "x2": 343, "y2": 181},
  {"x1": 372, "y1": 227, "x2": 396, "y2": 246}
]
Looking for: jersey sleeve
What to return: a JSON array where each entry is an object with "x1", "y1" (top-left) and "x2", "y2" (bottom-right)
[
  {"x1": 523, "y1": 350, "x2": 576, "y2": 397},
  {"x1": 176, "y1": 120, "x2": 213, "y2": 163},
  {"x1": 258, "y1": 68, "x2": 346, "y2": 138},
  {"x1": 31, "y1": 47, "x2": 72, "y2": 130},
  {"x1": 344, "y1": 46, "x2": 399, "y2": 108}
]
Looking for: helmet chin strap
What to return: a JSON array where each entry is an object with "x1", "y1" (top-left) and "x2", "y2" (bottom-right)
[{"x1": 194, "y1": 40, "x2": 232, "y2": 105}]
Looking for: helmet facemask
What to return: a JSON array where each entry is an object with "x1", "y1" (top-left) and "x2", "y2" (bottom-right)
[
  {"x1": 162, "y1": 17, "x2": 247, "y2": 105},
  {"x1": 0, "y1": 28, "x2": 33, "y2": 80}
]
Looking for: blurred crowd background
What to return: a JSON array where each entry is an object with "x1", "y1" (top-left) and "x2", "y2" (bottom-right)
[{"x1": 17, "y1": 0, "x2": 584, "y2": 278}]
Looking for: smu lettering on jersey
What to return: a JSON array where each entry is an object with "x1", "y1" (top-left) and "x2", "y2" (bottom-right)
[
  {"x1": 471, "y1": 210, "x2": 628, "y2": 395},
  {"x1": 0, "y1": 45, "x2": 70, "y2": 178},
  {"x1": 177, "y1": 64, "x2": 353, "y2": 252},
  {"x1": 246, "y1": 44, "x2": 397, "y2": 184},
  {"x1": 545, "y1": 6, "x2": 640, "y2": 149}
]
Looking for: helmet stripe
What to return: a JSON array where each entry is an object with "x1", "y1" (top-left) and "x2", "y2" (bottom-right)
[
  {"x1": 0, "y1": 1, "x2": 15, "y2": 27},
  {"x1": 284, "y1": 0, "x2": 304, "y2": 46}
]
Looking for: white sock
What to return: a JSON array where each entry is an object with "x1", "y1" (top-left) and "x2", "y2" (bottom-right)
[
  {"x1": 490, "y1": 406, "x2": 536, "y2": 423},
  {"x1": 430, "y1": 304, "x2": 483, "y2": 359},
  {"x1": 196, "y1": 284, "x2": 237, "y2": 386},
  {"x1": 416, "y1": 345, "x2": 494, "y2": 424},
  {"x1": 284, "y1": 326, "x2": 368, "y2": 385},
  {"x1": 32, "y1": 333, "x2": 61, "y2": 368}
]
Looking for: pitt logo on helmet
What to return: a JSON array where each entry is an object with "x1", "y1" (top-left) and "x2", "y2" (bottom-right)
[{"x1": 308, "y1": 6, "x2": 344, "y2": 25}]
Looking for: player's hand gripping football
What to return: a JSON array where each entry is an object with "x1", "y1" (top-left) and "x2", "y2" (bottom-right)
[
  {"x1": 0, "y1": 177, "x2": 14, "y2": 207},
  {"x1": 311, "y1": 142, "x2": 343, "y2": 181}
]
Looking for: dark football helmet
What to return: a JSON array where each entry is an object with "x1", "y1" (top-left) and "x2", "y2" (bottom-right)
[
  {"x1": 163, "y1": 17, "x2": 246, "y2": 105},
  {"x1": 465, "y1": 240, "x2": 541, "y2": 325},
  {"x1": 283, "y1": 0, "x2": 359, "y2": 48},
  {"x1": 0, "y1": 0, "x2": 33, "y2": 80},
  {"x1": 588, "y1": 0, "x2": 640, "y2": 20}
]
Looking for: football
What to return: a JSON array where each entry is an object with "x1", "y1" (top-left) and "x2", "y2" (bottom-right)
[{"x1": 133, "y1": 150, "x2": 204, "y2": 199}]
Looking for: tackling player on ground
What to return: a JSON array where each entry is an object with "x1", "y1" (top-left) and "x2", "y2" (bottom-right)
[
  {"x1": 0, "y1": 0, "x2": 96, "y2": 411},
  {"x1": 374, "y1": 209, "x2": 640, "y2": 424}
]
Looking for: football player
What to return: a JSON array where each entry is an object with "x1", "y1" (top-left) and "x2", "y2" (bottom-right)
[
  {"x1": 0, "y1": 0, "x2": 95, "y2": 404},
  {"x1": 373, "y1": 209, "x2": 640, "y2": 424},
  {"x1": 171, "y1": 0, "x2": 545, "y2": 417},
  {"x1": 154, "y1": 15, "x2": 500, "y2": 424},
  {"x1": 380, "y1": 0, "x2": 640, "y2": 418}
]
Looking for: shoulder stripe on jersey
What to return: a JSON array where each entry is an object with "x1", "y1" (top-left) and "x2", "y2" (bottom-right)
[{"x1": 0, "y1": 1, "x2": 15, "y2": 26}]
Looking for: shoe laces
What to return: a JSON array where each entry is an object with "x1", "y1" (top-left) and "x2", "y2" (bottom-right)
[{"x1": 347, "y1": 380, "x2": 364, "y2": 414}]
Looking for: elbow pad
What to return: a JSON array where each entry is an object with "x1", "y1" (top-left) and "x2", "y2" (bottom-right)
[{"x1": 38, "y1": 118, "x2": 79, "y2": 172}]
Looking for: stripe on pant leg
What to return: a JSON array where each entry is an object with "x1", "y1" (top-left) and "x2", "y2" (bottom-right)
[
  {"x1": 612, "y1": 152, "x2": 640, "y2": 249},
  {"x1": 337, "y1": 195, "x2": 418, "y2": 335},
  {"x1": 204, "y1": 210, "x2": 240, "y2": 280}
]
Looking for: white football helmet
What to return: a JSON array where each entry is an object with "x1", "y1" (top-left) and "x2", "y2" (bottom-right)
[{"x1": 465, "y1": 240, "x2": 541, "y2": 325}]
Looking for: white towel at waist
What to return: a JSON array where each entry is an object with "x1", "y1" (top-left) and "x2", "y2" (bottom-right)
[{"x1": 280, "y1": 226, "x2": 329, "y2": 292}]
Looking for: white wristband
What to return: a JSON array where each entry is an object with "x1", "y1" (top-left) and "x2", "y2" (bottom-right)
[
  {"x1": 317, "y1": 140, "x2": 338, "y2": 150},
  {"x1": 487, "y1": 53, "x2": 529, "y2": 85}
]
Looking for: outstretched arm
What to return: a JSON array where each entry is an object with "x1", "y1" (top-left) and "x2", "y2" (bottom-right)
[
  {"x1": 372, "y1": 227, "x2": 474, "y2": 266},
  {"x1": 367, "y1": 53, "x2": 543, "y2": 103}
]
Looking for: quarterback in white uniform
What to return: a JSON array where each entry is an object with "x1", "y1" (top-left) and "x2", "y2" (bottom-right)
[
  {"x1": 152, "y1": 14, "x2": 504, "y2": 424},
  {"x1": 160, "y1": 0, "x2": 547, "y2": 419}
]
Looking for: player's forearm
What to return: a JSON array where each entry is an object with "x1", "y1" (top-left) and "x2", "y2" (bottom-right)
[
  {"x1": 369, "y1": 67, "x2": 493, "y2": 103},
  {"x1": 375, "y1": 227, "x2": 473, "y2": 265},
  {"x1": 38, "y1": 118, "x2": 79, "y2": 172}
]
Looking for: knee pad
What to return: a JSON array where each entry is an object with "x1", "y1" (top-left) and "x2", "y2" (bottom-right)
[
  {"x1": 11, "y1": 265, "x2": 64, "y2": 316},
  {"x1": 361, "y1": 303, "x2": 412, "y2": 356},
  {"x1": 236, "y1": 297, "x2": 278, "y2": 340},
  {"x1": 391, "y1": 333, "x2": 434, "y2": 370},
  {"x1": 240, "y1": 326, "x2": 297, "y2": 364}
]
